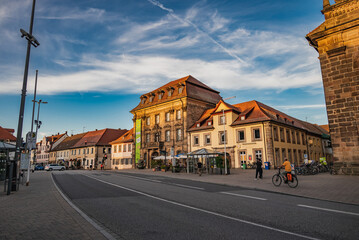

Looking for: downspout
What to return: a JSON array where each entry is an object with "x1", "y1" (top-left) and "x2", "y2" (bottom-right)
[
  {"x1": 262, "y1": 122, "x2": 267, "y2": 165},
  {"x1": 270, "y1": 121, "x2": 276, "y2": 167}
]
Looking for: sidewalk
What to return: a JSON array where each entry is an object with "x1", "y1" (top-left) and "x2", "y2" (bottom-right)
[
  {"x1": 120, "y1": 168, "x2": 359, "y2": 205},
  {"x1": 0, "y1": 172, "x2": 106, "y2": 240}
]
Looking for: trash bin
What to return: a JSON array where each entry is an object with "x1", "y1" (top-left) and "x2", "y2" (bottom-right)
[
  {"x1": 242, "y1": 163, "x2": 246, "y2": 169},
  {"x1": 264, "y1": 162, "x2": 270, "y2": 170}
]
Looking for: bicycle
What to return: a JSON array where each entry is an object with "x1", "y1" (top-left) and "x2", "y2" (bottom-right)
[{"x1": 272, "y1": 168, "x2": 298, "y2": 188}]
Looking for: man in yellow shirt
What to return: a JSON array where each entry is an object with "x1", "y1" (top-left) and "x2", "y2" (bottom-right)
[{"x1": 280, "y1": 158, "x2": 292, "y2": 182}]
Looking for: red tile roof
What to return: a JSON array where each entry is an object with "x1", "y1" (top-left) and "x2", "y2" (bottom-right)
[
  {"x1": 72, "y1": 128, "x2": 128, "y2": 148},
  {"x1": 52, "y1": 133, "x2": 87, "y2": 151},
  {"x1": 131, "y1": 75, "x2": 222, "y2": 112},
  {"x1": 109, "y1": 128, "x2": 134, "y2": 144},
  {"x1": 46, "y1": 133, "x2": 66, "y2": 144},
  {"x1": 0, "y1": 126, "x2": 17, "y2": 141},
  {"x1": 189, "y1": 100, "x2": 326, "y2": 136}
]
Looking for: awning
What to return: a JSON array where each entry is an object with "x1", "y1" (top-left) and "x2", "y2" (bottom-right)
[{"x1": 0, "y1": 142, "x2": 16, "y2": 150}]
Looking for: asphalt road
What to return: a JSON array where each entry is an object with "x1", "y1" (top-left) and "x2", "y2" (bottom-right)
[{"x1": 52, "y1": 171, "x2": 359, "y2": 240}]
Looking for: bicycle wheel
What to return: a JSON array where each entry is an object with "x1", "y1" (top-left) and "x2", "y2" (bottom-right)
[
  {"x1": 288, "y1": 175, "x2": 298, "y2": 188},
  {"x1": 272, "y1": 174, "x2": 282, "y2": 186}
]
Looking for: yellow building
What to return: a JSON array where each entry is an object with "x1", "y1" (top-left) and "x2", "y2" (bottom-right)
[
  {"x1": 131, "y1": 75, "x2": 222, "y2": 168},
  {"x1": 188, "y1": 100, "x2": 330, "y2": 168}
]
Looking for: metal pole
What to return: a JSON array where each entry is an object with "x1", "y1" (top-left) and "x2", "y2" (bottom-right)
[
  {"x1": 14, "y1": 0, "x2": 37, "y2": 191},
  {"x1": 34, "y1": 101, "x2": 41, "y2": 163},
  {"x1": 7, "y1": 149, "x2": 12, "y2": 195},
  {"x1": 26, "y1": 70, "x2": 38, "y2": 186}
]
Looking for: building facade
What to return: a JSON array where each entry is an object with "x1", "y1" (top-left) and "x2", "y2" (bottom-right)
[
  {"x1": 188, "y1": 100, "x2": 330, "y2": 168},
  {"x1": 36, "y1": 133, "x2": 67, "y2": 165},
  {"x1": 51, "y1": 133, "x2": 86, "y2": 166},
  {"x1": 131, "y1": 75, "x2": 222, "y2": 168},
  {"x1": 306, "y1": 0, "x2": 359, "y2": 163},
  {"x1": 110, "y1": 129, "x2": 134, "y2": 170}
]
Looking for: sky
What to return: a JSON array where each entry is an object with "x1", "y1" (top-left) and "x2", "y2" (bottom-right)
[{"x1": 0, "y1": 0, "x2": 330, "y2": 141}]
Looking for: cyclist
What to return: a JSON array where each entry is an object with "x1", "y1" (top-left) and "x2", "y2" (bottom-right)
[{"x1": 279, "y1": 158, "x2": 292, "y2": 183}]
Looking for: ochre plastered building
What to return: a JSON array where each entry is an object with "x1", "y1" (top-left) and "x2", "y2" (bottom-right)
[
  {"x1": 188, "y1": 100, "x2": 330, "y2": 168},
  {"x1": 110, "y1": 128, "x2": 134, "y2": 170},
  {"x1": 131, "y1": 75, "x2": 222, "y2": 168},
  {"x1": 306, "y1": 0, "x2": 359, "y2": 163}
]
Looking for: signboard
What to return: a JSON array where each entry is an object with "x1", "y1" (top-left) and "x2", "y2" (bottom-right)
[
  {"x1": 20, "y1": 153, "x2": 30, "y2": 170},
  {"x1": 26, "y1": 132, "x2": 36, "y2": 150},
  {"x1": 135, "y1": 119, "x2": 141, "y2": 164}
]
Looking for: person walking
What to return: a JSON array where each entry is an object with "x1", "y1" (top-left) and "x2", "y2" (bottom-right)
[
  {"x1": 101, "y1": 164, "x2": 104, "y2": 170},
  {"x1": 197, "y1": 161, "x2": 203, "y2": 176},
  {"x1": 255, "y1": 158, "x2": 263, "y2": 180}
]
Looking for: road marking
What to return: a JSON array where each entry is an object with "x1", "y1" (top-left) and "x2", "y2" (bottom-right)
[
  {"x1": 298, "y1": 204, "x2": 359, "y2": 217},
  {"x1": 172, "y1": 183, "x2": 204, "y2": 190},
  {"x1": 87, "y1": 175, "x2": 318, "y2": 240},
  {"x1": 221, "y1": 192, "x2": 267, "y2": 201},
  {"x1": 116, "y1": 174, "x2": 162, "y2": 183},
  {"x1": 51, "y1": 174, "x2": 116, "y2": 240}
]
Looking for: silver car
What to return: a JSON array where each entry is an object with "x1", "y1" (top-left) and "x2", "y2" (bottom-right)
[{"x1": 45, "y1": 164, "x2": 66, "y2": 171}]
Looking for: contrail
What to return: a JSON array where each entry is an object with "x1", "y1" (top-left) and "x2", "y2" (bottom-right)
[{"x1": 148, "y1": 0, "x2": 245, "y2": 64}]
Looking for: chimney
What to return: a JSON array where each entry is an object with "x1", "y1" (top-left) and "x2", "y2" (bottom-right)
[{"x1": 323, "y1": 0, "x2": 330, "y2": 9}]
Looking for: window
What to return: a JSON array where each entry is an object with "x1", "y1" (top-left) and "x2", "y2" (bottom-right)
[
  {"x1": 165, "y1": 130, "x2": 171, "y2": 142},
  {"x1": 296, "y1": 132, "x2": 300, "y2": 145},
  {"x1": 237, "y1": 130, "x2": 245, "y2": 142},
  {"x1": 280, "y1": 128, "x2": 285, "y2": 142},
  {"x1": 146, "y1": 117, "x2": 150, "y2": 126},
  {"x1": 146, "y1": 133, "x2": 150, "y2": 143},
  {"x1": 155, "y1": 132, "x2": 160, "y2": 142},
  {"x1": 91, "y1": 148, "x2": 93, "y2": 154},
  {"x1": 178, "y1": 86, "x2": 183, "y2": 94},
  {"x1": 196, "y1": 123, "x2": 200, "y2": 127},
  {"x1": 275, "y1": 148, "x2": 280, "y2": 164},
  {"x1": 219, "y1": 131, "x2": 227, "y2": 144},
  {"x1": 176, "y1": 110, "x2": 181, "y2": 120},
  {"x1": 291, "y1": 131, "x2": 295, "y2": 144},
  {"x1": 155, "y1": 114, "x2": 160, "y2": 124},
  {"x1": 239, "y1": 151, "x2": 246, "y2": 161},
  {"x1": 83, "y1": 149, "x2": 85, "y2": 154},
  {"x1": 114, "y1": 146, "x2": 117, "y2": 153},
  {"x1": 273, "y1": 126, "x2": 278, "y2": 141},
  {"x1": 119, "y1": 145, "x2": 122, "y2": 152},
  {"x1": 193, "y1": 136, "x2": 199, "y2": 146},
  {"x1": 302, "y1": 134, "x2": 306, "y2": 145},
  {"x1": 87, "y1": 148, "x2": 89, "y2": 154},
  {"x1": 288, "y1": 149, "x2": 292, "y2": 161},
  {"x1": 141, "y1": 97, "x2": 146, "y2": 104},
  {"x1": 208, "y1": 121, "x2": 212, "y2": 126},
  {"x1": 220, "y1": 115, "x2": 226, "y2": 125},
  {"x1": 149, "y1": 95, "x2": 154, "y2": 102},
  {"x1": 286, "y1": 129, "x2": 291, "y2": 143},
  {"x1": 128, "y1": 144, "x2": 132, "y2": 152},
  {"x1": 282, "y1": 148, "x2": 286, "y2": 161},
  {"x1": 176, "y1": 129, "x2": 182, "y2": 141},
  {"x1": 158, "y1": 92, "x2": 163, "y2": 100},
  {"x1": 168, "y1": 89, "x2": 173, "y2": 97},
  {"x1": 204, "y1": 134, "x2": 211, "y2": 145},
  {"x1": 293, "y1": 149, "x2": 297, "y2": 164},
  {"x1": 103, "y1": 148, "x2": 106, "y2": 153},
  {"x1": 253, "y1": 128, "x2": 261, "y2": 140},
  {"x1": 123, "y1": 144, "x2": 127, "y2": 152},
  {"x1": 254, "y1": 150, "x2": 262, "y2": 161},
  {"x1": 165, "y1": 112, "x2": 170, "y2": 122}
]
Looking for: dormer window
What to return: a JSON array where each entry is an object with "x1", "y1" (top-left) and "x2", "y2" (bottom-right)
[
  {"x1": 158, "y1": 90, "x2": 164, "y2": 100},
  {"x1": 141, "y1": 97, "x2": 146, "y2": 104},
  {"x1": 241, "y1": 116, "x2": 245, "y2": 121},
  {"x1": 208, "y1": 121, "x2": 212, "y2": 126},
  {"x1": 178, "y1": 86, "x2": 183, "y2": 94},
  {"x1": 167, "y1": 87, "x2": 174, "y2": 97},
  {"x1": 149, "y1": 95, "x2": 154, "y2": 103},
  {"x1": 196, "y1": 123, "x2": 200, "y2": 127}
]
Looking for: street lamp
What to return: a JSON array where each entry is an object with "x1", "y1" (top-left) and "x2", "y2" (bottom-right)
[
  {"x1": 33, "y1": 100, "x2": 48, "y2": 165},
  {"x1": 223, "y1": 96, "x2": 236, "y2": 175},
  {"x1": 13, "y1": 0, "x2": 39, "y2": 193}
]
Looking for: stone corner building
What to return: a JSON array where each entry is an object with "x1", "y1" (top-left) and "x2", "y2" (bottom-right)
[
  {"x1": 306, "y1": 0, "x2": 359, "y2": 162},
  {"x1": 130, "y1": 75, "x2": 222, "y2": 168}
]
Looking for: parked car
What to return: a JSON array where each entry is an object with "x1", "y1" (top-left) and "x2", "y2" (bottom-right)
[
  {"x1": 34, "y1": 165, "x2": 44, "y2": 171},
  {"x1": 45, "y1": 164, "x2": 65, "y2": 171}
]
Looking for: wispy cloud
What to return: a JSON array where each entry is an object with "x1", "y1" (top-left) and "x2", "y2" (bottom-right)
[
  {"x1": 38, "y1": 7, "x2": 106, "y2": 21},
  {"x1": 275, "y1": 104, "x2": 326, "y2": 110},
  {"x1": 147, "y1": 0, "x2": 245, "y2": 64}
]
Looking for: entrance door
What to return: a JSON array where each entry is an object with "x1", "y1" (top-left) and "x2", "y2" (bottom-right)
[{"x1": 239, "y1": 151, "x2": 246, "y2": 167}]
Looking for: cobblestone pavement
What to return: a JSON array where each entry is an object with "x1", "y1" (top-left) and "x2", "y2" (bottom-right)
[
  {"x1": 119, "y1": 168, "x2": 359, "y2": 205},
  {"x1": 0, "y1": 172, "x2": 106, "y2": 240}
]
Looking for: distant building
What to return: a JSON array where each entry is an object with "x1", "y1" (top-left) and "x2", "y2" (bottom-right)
[
  {"x1": 110, "y1": 128, "x2": 134, "y2": 170},
  {"x1": 131, "y1": 75, "x2": 222, "y2": 168},
  {"x1": 36, "y1": 133, "x2": 67, "y2": 165},
  {"x1": 306, "y1": 0, "x2": 359, "y2": 163},
  {"x1": 188, "y1": 100, "x2": 331, "y2": 168},
  {"x1": 68, "y1": 128, "x2": 128, "y2": 170}
]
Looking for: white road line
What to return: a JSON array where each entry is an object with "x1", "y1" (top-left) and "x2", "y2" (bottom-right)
[
  {"x1": 298, "y1": 204, "x2": 359, "y2": 217},
  {"x1": 172, "y1": 183, "x2": 204, "y2": 190},
  {"x1": 51, "y1": 174, "x2": 116, "y2": 240},
  {"x1": 118, "y1": 174, "x2": 162, "y2": 183},
  {"x1": 221, "y1": 192, "x2": 267, "y2": 201},
  {"x1": 86, "y1": 175, "x2": 318, "y2": 240}
]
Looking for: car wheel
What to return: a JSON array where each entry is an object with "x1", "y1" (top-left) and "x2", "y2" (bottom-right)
[{"x1": 49, "y1": 168, "x2": 53, "y2": 171}]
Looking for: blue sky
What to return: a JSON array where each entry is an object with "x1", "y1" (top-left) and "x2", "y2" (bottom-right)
[{"x1": 0, "y1": 0, "x2": 328, "y2": 140}]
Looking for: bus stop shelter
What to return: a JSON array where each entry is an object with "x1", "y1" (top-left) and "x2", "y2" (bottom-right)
[{"x1": 0, "y1": 142, "x2": 16, "y2": 194}]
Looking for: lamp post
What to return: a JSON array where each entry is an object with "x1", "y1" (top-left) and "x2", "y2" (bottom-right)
[
  {"x1": 222, "y1": 96, "x2": 236, "y2": 175},
  {"x1": 26, "y1": 70, "x2": 38, "y2": 186},
  {"x1": 13, "y1": 0, "x2": 39, "y2": 192},
  {"x1": 33, "y1": 100, "x2": 48, "y2": 165}
]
